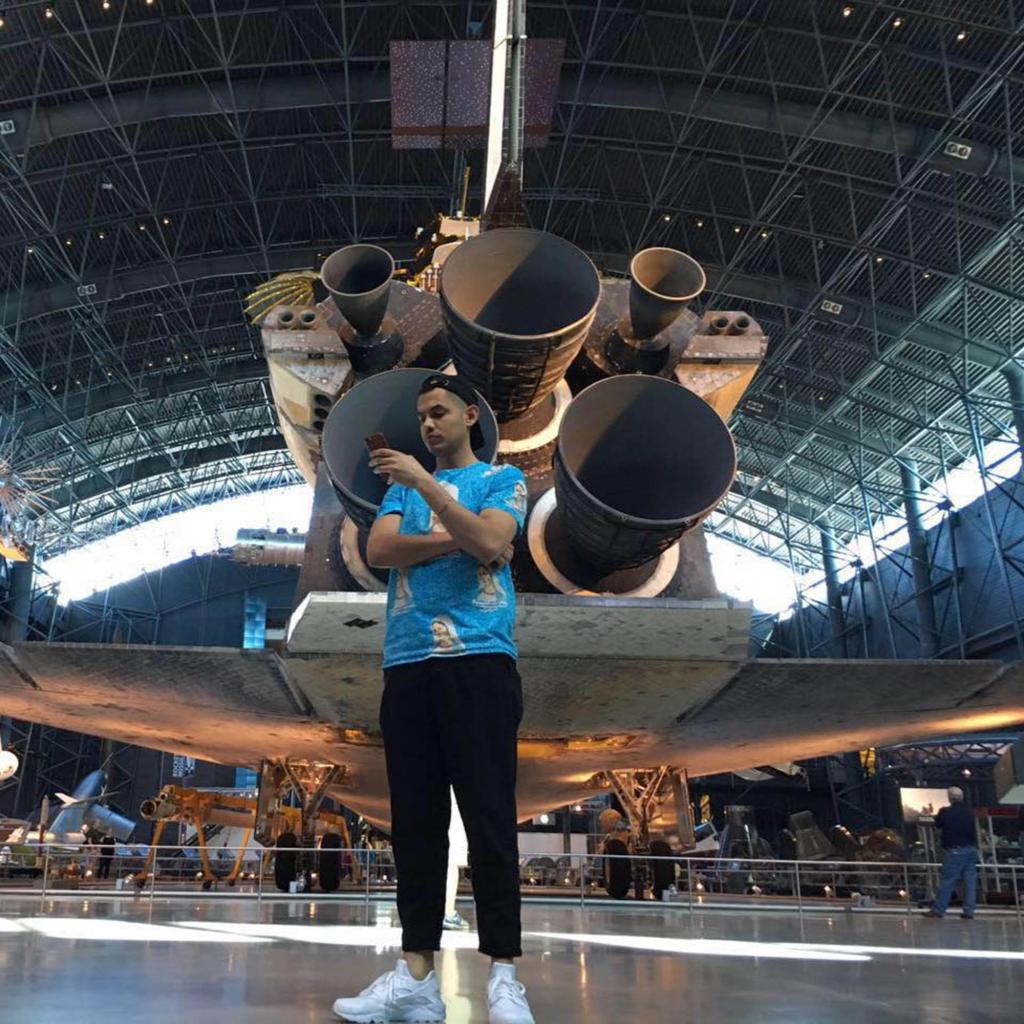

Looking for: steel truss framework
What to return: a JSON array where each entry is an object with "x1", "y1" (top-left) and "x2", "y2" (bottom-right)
[{"x1": 0, "y1": 0, "x2": 1022, "y2": 585}]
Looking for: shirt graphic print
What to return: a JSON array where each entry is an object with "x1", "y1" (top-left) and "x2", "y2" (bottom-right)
[{"x1": 376, "y1": 461, "x2": 528, "y2": 669}]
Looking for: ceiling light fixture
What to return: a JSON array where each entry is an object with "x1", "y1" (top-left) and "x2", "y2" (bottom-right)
[
  {"x1": 956, "y1": 30, "x2": 968, "y2": 42},
  {"x1": 841, "y1": 4, "x2": 853, "y2": 16},
  {"x1": 45, "y1": 8, "x2": 54, "y2": 19},
  {"x1": 892, "y1": 16, "x2": 904, "y2": 28},
  {"x1": 875, "y1": 255, "x2": 884, "y2": 263}
]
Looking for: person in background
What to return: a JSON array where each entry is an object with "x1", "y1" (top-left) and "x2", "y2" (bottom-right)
[
  {"x1": 924, "y1": 786, "x2": 978, "y2": 920},
  {"x1": 97, "y1": 833, "x2": 116, "y2": 881}
]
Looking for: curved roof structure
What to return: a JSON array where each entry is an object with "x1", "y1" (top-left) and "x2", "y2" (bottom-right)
[{"x1": 2, "y1": 0, "x2": 1023, "y2": 567}]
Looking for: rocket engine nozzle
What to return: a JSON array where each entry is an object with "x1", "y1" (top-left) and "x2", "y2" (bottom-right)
[
  {"x1": 440, "y1": 228, "x2": 600, "y2": 422},
  {"x1": 321, "y1": 244, "x2": 394, "y2": 338},
  {"x1": 321, "y1": 368, "x2": 500, "y2": 530},
  {"x1": 627, "y1": 247, "x2": 705, "y2": 340},
  {"x1": 553, "y1": 375, "x2": 736, "y2": 572}
]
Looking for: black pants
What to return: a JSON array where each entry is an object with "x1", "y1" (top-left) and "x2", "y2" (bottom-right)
[
  {"x1": 381, "y1": 653, "x2": 523, "y2": 959},
  {"x1": 97, "y1": 854, "x2": 113, "y2": 880}
]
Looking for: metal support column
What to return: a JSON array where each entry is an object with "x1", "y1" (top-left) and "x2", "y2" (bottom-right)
[
  {"x1": 508, "y1": 0, "x2": 526, "y2": 169},
  {"x1": 900, "y1": 459, "x2": 939, "y2": 658},
  {"x1": 819, "y1": 525, "x2": 847, "y2": 658},
  {"x1": 0, "y1": 553, "x2": 33, "y2": 645}
]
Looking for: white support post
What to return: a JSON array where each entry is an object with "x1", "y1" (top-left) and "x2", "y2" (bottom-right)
[{"x1": 484, "y1": 0, "x2": 512, "y2": 209}]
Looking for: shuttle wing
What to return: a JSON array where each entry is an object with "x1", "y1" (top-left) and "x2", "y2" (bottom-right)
[{"x1": 3, "y1": 620, "x2": 1022, "y2": 824}]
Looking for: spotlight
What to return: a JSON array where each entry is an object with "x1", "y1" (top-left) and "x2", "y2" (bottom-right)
[
  {"x1": 733, "y1": 225, "x2": 742, "y2": 234},
  {"x1": 962, "y1": 768, "x2": 972, "y2": 778},
  {"x1": 162, "y1": 216, "x2": 170, "y2": 225},
  {"x1": 0, "y1": 16, "x2": 5, "y2": 27},
  {"x1": 139, "y1": 224, "x2": 147, "y2": 231},
  {"x1": 898, "y1": 889, "x2": 908, "y2": 899},
  {"x1": 662, "y1": 214, "x2": 671, "y2": 222},
  {"x1": 841, "y1": 4, "x2": 854, "y2": 15},
  {"x1": 922, "y1": 271, "x2": 931, "y2": 279},
  {"x1": 892, "y1": 17, "x2": 904, "y2": 28},
  {"x1": 45, "y1": 8, "x2": 55, "y2": 18},
  {"x1": 98, "y1": 232, "x2": 106, "y2": 239},
  {"x1": 102, "y1": 0, "x2": 111, "y2": 9},
  {"x1": 823, "y1": 885, "x2": 834, "y2": 897},
  {"x1": 760, "y1": 230, "x2": 769, "y2": 239},
  {"x1": 875, "y1": 255, "x2": 884, "y2": 263},
  {"x1": 695, "y1": 220, "x2": 704, "y2": 228},
  {"x1": 65, "y1": 239, "x2": 72, "y2": 246},
  {"x1": 956, "y1": 30, "x2": 967, "y2": 42}
]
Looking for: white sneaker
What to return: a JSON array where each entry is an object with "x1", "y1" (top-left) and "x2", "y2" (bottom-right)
[
  {"x1": 442, "y1": 912, "x2": 469, "y2": 930},
  {"x1": 332, "y1": 958, "x2": 446, "y2": 1023},
  {"x1": 487, "y1": 964, "x2": 535, "y2": 1024}
]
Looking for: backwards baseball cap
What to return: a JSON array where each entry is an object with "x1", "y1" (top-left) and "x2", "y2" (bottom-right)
[{"x1": 418, "y1": 373, "x2": 486, "y2": 450}]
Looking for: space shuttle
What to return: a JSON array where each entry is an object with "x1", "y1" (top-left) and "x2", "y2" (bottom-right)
[{"x1": 3, "y1": 211, "x2": 1022, "y2": 845}]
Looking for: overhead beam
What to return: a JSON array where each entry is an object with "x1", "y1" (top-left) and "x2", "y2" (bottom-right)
[{"x1": 3, "y1": 69, "x2": 1020, "y2": 187}]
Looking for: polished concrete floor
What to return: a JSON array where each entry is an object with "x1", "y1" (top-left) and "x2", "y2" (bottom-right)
[{"x1": 0, "y1": 895, "x2": 1021, "y2": 1023}]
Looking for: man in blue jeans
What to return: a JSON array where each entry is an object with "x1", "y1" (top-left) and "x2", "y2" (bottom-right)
[{"x1": 924, "y1": 787, "x2": 978, "y2": 920}]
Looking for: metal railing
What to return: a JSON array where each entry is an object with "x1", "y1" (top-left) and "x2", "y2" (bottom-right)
[{"x1": 0, "y1": 845, "x2": 1019, "y2": 920}]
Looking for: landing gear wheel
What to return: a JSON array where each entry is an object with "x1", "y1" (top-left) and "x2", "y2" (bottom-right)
[
  {"x1": 603, "y1": 838, "x2": 631, "y2": 900},
  {"x1": 274, "y1": 831, "x2": 299, "y2": 892},
  {"x1": 649, "y1": 840, "x2": 675, "y2": 901},
  {"x1": 318, "y1": 832, "x2": 342, "y2": 893}
]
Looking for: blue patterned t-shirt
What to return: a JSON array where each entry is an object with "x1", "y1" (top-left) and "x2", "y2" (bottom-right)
[{"x1": 376, "y1": 462, "x2": 528, "y2": 669}]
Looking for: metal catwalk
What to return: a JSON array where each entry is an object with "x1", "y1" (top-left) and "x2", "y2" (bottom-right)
[{"x1": 0, "y1": 896, "x2": 1021, "y2": 1023}]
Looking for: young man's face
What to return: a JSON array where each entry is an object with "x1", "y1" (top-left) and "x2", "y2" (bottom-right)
[{"x1": 416, "y1": 387, "x2": 478, "y2": 458}]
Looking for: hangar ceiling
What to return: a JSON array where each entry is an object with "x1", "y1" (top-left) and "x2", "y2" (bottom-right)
[{"x1": 2, "y1": 0, "x2": 1024, "y2": 570}]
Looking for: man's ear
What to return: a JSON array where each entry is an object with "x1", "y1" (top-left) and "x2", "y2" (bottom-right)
[{"x1": 465, "y1": 404, "x2": 480, "y2": 428}]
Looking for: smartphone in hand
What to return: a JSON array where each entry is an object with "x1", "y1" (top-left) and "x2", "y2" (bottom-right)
[{"x1": 365, "y1": 432, "x2": 389, "y2": 456}]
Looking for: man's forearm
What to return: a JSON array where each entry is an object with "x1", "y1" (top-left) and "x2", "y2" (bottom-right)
[
  {"x1": 415, "y1": 477, "x2": 507, "y2": 563},
  {"x1": 368, "y1": 531, "x2": 458, "y2": 569}
]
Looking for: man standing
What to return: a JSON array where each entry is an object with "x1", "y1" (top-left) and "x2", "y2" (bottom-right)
[
  {"x1": 924, "y1": 786, "x2": 978, "y2": 920},
  {"x1": 332, "y1": 374, "x2": 534, "y2": 1024}
]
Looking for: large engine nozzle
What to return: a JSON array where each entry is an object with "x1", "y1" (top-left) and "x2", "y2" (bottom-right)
[
  {"x1": 321, "y1": 368, "x2": 500, "y2": 529},
  {"x1": 440, "y1": 228, "x2": 601, "y2": 422},
  {"x1": 321, "y1": 244, "x2": 394, "y2": 338},
  {"x1": 628, "y1": 247, "x2": 705, "y2": 339},
  {"x1": 553, "y1": 375, "x2": 736, "y2": 572}
]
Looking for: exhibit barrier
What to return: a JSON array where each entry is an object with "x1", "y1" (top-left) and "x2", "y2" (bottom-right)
[{"x1": 0, "y1": 845, "x2": 1020, "y2": 921}]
